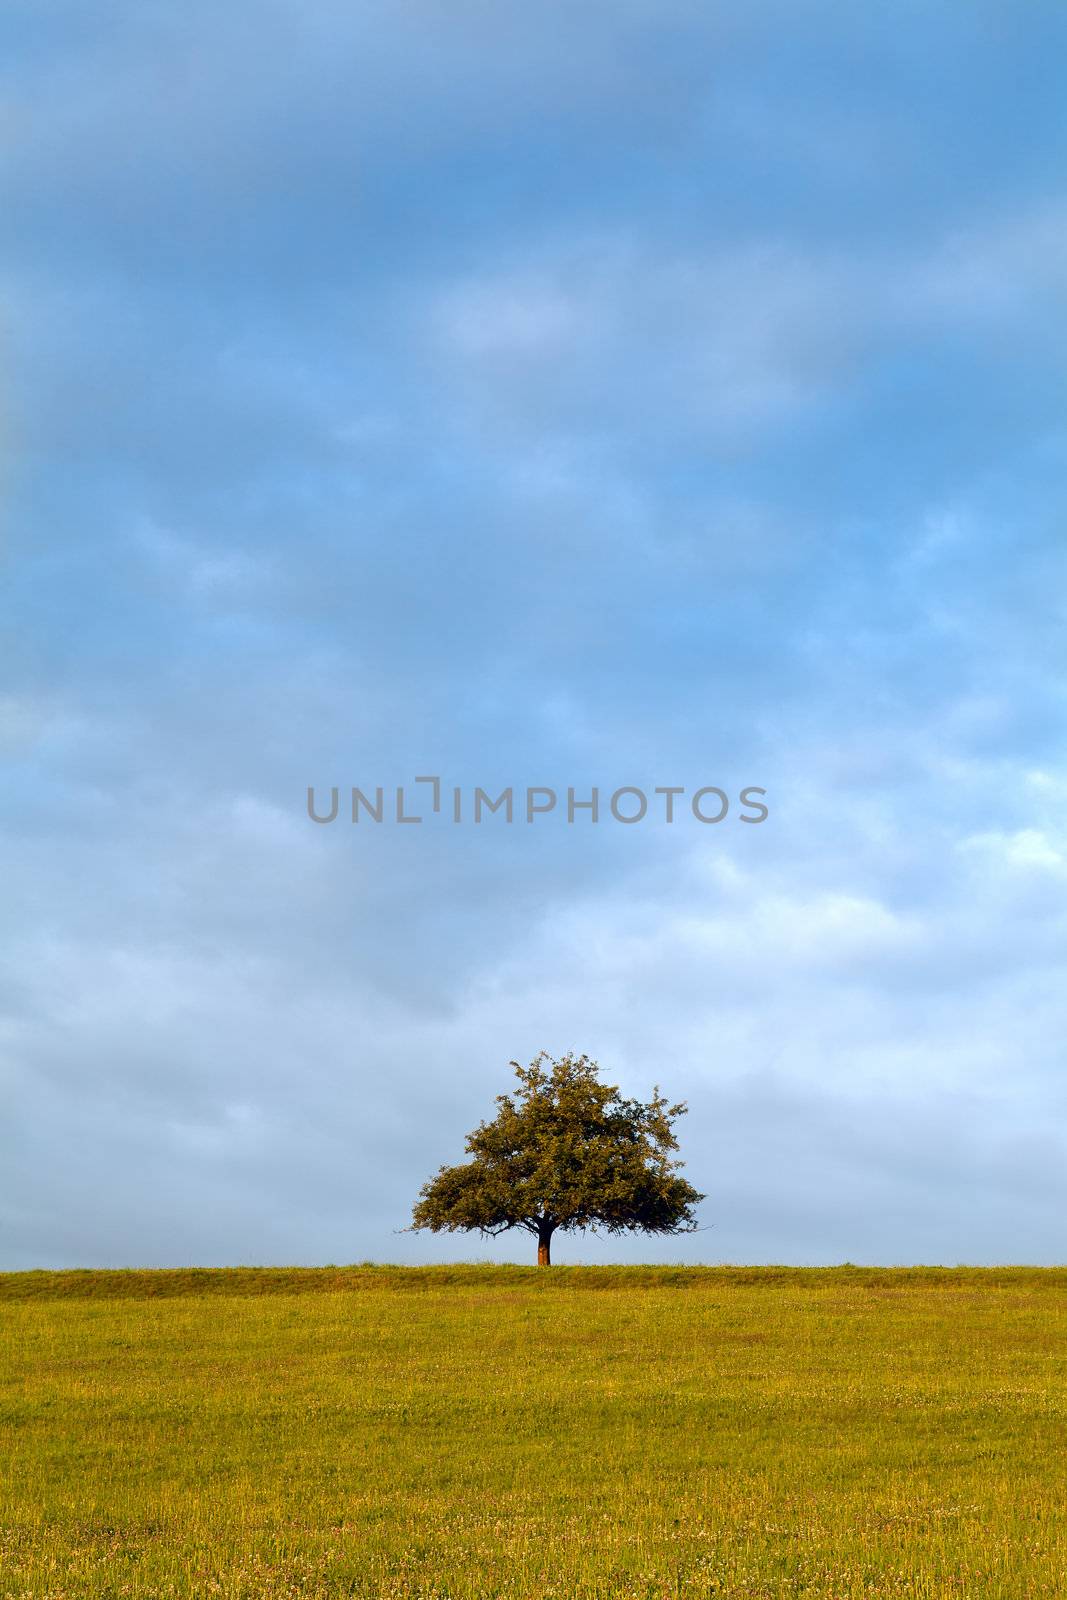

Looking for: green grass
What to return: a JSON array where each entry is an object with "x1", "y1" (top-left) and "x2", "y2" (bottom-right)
[{"x1": 2, "y1": 1266, "x2": 1066, "y2": 1598}]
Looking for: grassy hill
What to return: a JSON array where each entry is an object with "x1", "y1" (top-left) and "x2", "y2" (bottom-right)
[{"x1": 2, "y1": 1265, "x2": 1066, "y2": 1597}]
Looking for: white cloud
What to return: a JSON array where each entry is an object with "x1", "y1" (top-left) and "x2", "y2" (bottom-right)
[{"x1": 960, "y1": 827, "x2": 1067, "y2": 876}]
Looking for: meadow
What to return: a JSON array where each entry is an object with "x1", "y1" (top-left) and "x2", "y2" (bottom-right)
[{"x1": 1, "y1": 1265, "x2": 1066, "y2": 1598}]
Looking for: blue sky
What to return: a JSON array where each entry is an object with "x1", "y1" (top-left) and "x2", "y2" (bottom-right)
[{"x1": 2, "y1": 0, "x2": 1066, "y2": 1267}]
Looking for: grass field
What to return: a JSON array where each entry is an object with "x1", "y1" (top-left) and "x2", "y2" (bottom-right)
[{"x1": 2, "y1": 1265, "x2": 1066, "y2": 1599}]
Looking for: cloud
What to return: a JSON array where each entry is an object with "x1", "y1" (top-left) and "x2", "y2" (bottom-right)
[{"x1": 2, "y1": 0, "x2": 1066, "y2": 1266}]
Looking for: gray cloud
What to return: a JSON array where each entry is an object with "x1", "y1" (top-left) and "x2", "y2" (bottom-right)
[{"x1": 2, "y1": 0, "x2": 1066, "y2": 1267}]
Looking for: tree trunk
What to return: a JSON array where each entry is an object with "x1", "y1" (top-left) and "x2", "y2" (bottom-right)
[{"x1": 537, "y1": 1223, "x2": 553, "y2": 1266}]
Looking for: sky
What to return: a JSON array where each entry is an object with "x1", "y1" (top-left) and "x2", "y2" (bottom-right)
[{"x1": 2, "y1": 0, "x2": 1066, "y2": 1268}]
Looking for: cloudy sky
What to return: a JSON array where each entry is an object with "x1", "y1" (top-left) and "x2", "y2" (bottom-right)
[{"x1": 2, "y1": 0, "x2": 1066, "y2": 1268}]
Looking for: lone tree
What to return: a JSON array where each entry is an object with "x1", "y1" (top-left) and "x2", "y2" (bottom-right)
[{"x1": 411, "y1": 1051, "x2": 704, "y2": 1265}]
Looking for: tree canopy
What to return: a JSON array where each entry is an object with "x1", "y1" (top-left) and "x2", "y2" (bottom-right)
[{"x1": 411, "y1": 1052, "x2": 704, "y2": 1264}]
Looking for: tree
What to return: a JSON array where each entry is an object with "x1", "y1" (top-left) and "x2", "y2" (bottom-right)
[{"x1": 410, "y1": 1051, "x2": 704, "y2": 1265}]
